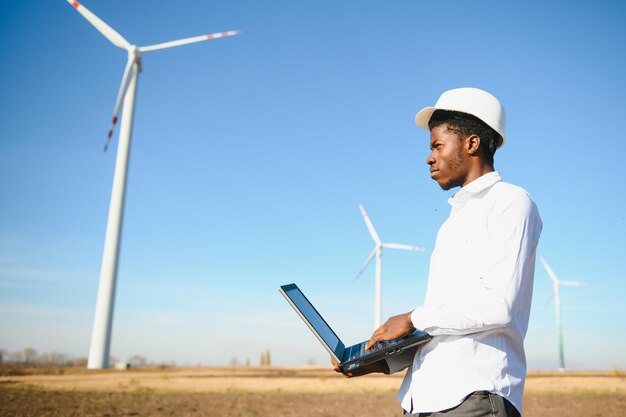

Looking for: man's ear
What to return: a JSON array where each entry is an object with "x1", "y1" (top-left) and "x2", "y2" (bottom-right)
[{"x1": 466, "y1": 134, "x2": 481, "y2": 156}]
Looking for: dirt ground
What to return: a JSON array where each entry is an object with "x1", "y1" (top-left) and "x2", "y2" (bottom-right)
[{"x1": 1, "y1": 367, "x2": 624, "y2": 417}]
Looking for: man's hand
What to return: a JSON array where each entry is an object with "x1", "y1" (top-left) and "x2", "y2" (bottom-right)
[
  {"x1": 365, "y1": 311, "x2": 415, "y2": 350},
  {"x1": 331, "y1": 356, "x2": 352, "y2": 377}
]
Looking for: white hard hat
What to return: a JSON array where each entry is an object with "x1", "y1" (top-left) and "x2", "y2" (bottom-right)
[{"x1": 415, "y1": 87, "x2": 506, "y2": 147}]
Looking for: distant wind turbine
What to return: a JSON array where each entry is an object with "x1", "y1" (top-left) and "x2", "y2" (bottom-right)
[
  {"x1": 66, "y1": 0, "x2": 240, "y2": 369},
  {"x1": 539, "y1": 256, "x2": 586, "y2": 371},
  {"x1": 354, "y1": 204, "x2": 425, "y2": 329}
]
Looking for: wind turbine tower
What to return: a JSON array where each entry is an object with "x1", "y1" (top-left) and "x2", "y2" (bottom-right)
[
  {"x1": 355, "y1": 204, "x2": 425, "y2": 329},
  {"x1": 539, "y1": 256, "x2": 586, "y2": 371},
  {"x1": 66, "y1": 0, "x2": 240, "y2": 369}
]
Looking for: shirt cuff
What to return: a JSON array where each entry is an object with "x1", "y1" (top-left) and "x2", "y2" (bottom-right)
[{"x1": 411, "y1": 306, "x2": 429, "y2": 332}]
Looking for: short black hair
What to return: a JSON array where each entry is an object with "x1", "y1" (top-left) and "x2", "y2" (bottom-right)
[{"x1": 428, "y1": 110, "x2": 502, "y2": 167}]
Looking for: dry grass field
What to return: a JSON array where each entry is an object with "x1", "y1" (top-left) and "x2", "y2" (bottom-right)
[{"x1": 1, "y1": 366, "x2": 624, "y2": 416}]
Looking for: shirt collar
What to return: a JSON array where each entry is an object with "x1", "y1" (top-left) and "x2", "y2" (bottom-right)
[{"x1": 448, "y1": 171, "x2": 502, "y2": 208}]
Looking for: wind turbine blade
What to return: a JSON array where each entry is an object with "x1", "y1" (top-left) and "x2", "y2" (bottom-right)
[
  {"x1": 382, "y1": 243, "x2": 425, "y2": 252},
  {"x1": 539, "y1": 256, "x2": 560, "y2": 284},
  {"x1": 104, "y1": 59, "x2": 136, "y2": 152},
  {"x1": 560, "y1": 281, "x2": 587, "y2": 286},
  {"x1": 67, "y1": 1, "x2": 131, "y2": 50},
  {"x1": 139, "y1": 30, "x2": 241, "y2": 53},
  {"x1": 359, "y1": 204, "x2": 381, "y2": 243},
  {"x1": 354, "y1": 248, "x2": 377, "y2": 282}
]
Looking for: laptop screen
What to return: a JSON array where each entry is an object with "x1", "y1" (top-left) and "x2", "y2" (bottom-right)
[{"x1": 280, "y1": 284, "x2": 344, "y2": 357}]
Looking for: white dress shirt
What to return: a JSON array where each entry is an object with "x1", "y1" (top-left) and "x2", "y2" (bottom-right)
[{"x1": 388, "y1": 171, "x2": 542, "y2": 414}]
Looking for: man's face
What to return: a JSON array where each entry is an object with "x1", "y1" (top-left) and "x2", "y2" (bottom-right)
[{"x1": 426, "y1": 124, "x2": 469, "y2": 191}]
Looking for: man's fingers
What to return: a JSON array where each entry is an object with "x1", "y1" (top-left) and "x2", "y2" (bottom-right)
[
  {"x1": 330, "y1": 355, "x2": 343, "y2": 373},
  {"x1": 365, "y1": 326, "x2": 385, "y2": 350},
  {"x1": 365, "y1": 334, "x2": 380, "y2": 350}
]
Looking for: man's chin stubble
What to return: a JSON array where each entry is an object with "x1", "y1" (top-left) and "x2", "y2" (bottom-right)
[{"x1": 440, "y1": 178, "x2": 464, "y2": 191}]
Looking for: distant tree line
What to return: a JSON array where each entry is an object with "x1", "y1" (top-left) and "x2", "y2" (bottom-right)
[
  {"x1": 260, "y1": 349, "x2": 271, "y2": 366},
  {"x1": 1, "y1": 347, "x2": 280, "y2": 371},
  {"x1": 227, "y1": 350, "x2": 272, "y2": 367},
  {"x1": 0, "y1": 347, "x2": 84, "y2": 369},
  {"x1": 0, "y1": 348, "x2": 175, "y2": 371}
]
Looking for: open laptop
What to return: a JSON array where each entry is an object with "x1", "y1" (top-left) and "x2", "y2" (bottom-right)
[{"x1": 279, "y1": 283, "x2": 431, "y2": 374}]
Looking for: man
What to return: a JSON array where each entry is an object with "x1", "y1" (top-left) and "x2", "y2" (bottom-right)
[{"x1": 334, "y1": 88, "x2": 542, "y2": 416}]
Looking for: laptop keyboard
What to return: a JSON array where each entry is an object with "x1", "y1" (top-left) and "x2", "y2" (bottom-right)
[{"x1": 349, "y1": 340, "x2": 397, "y2": 360}]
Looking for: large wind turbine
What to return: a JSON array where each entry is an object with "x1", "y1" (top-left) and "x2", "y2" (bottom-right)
[
  {"x1": 66, "y1": 0, "x2": 240, "y2": 369},
  {"x1": 355, "y1": 204, "x2": 425, "y2": 329},
  {"x1": 539, "y1": 256, "x2": 586, "y2": 371}
]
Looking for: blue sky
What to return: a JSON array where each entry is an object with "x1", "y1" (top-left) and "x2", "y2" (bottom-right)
[{"x1": 1, "y1": 0, "x2": 625, "y2": 369}]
